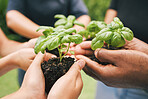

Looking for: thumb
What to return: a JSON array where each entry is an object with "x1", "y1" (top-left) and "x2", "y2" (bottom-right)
[
  {"x1": 95, "y1": 48, "x2": 122, "y2": 64},
  {"x1": 66, "y1": 59, "x2": 85, "y2": 76},
  {"x1": 31, "y1": 52, "x2": 45, "y2": 66}
]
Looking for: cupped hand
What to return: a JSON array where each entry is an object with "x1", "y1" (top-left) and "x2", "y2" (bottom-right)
[
  {"x1": 12, "y1": 48, "x2": 56, "y2": 70},
  {"x1": 48, "y1": 59, "x2": 86, "y2": 99},
  {"x1": 19, "y1": 52, "x2": 46, "y2": 99},
  {"x1": 76, "y1": 49, "x2": 148, "y2": 89},
  {"x1": 123, "y1": 37, "x2": 148, "y2": 54},
  {"x1": 3, "y1": 52, "x2": 55, "y2": 99}
]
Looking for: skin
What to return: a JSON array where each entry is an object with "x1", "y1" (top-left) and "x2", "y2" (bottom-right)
[
  {"x1": 104, "y1": 9, "x2": 117, "y2": 24},
  {"x1": 0, "y1": 48, "x2": 56, "y2": 76},
  {"x1": 72, "y1": 38, "x2": 148, "y2": 89},
  {"x1": 0, "y1": 28, "x2": 36, "y2": 57},
  {"x1": 2, "y1": 52, "x2": 85, "y2": 99},
  {"x1": 48, "y1": 59, "x2": 85, "y2": 99},
  {"x1": 6, "y1": 10, "x2": 91, "y2": 39}
]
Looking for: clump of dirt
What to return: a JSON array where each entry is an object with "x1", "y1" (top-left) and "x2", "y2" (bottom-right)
[{"x1": 41, "y1": 57, "x2": 75, "y2": 93}]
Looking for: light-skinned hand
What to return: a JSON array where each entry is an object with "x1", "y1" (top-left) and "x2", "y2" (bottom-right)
[{"x1": 48, "y1": 59, "x2": 86, "y2": 99}]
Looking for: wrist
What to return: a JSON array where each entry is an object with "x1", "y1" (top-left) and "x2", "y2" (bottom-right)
[
  {"x1": 18, "y1": 88, "x2": 46, "y2": 99},
  {"x1": 9, "y1": 51, "x2": 20, "y2": 68}
]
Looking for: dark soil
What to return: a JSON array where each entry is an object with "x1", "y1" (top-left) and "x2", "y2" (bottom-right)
[
  {"x1": 41, "y1": 57, "x2": 75, "y2": 93},
  {"x1": 89, "y1": 45, "x2": 121, "y2": 65}
]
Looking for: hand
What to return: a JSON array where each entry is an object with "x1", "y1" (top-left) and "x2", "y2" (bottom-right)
[
  {"x1": 76, "y1": 49, "x2": 148, "y2": 89},
  {"x1": 124, "y1": 37, "x2": 148, "y2": 54},
  {"x1": 2, "y1": 52, "x2": 53, "y2": 99},
  {"x1": 23, "y1": 38, "x2": 37, "y2": 48},
  {"x1": 48, "y1": 60, "x2": 86, "y2": 99},
  {"x1": 68, "y1": 41, "x2": 93, "y2": 56},
  {"x1": 11, "y1": 48, "x2": 56, "y2": 70}
]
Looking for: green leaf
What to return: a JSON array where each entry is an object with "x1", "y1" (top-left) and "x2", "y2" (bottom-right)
[
  {"x1": 121, "y1": 27, "x2": 134, "y2": 41},
  {"x1": 77, "y1": 29, "x2": 89, "y2": 39},
  {"x1": 96, "y1": 21, "x2": 107, "y2": 30},
  {"x1": 113, "y1": 17, "x2": 124, "y2": 28},
  {"x1": 59, "y1": 49, "x2": 66, "y2": 52},
  {"x1": 54, "y1": 19, "x2": 67, "y2": 27},
  {"x1": 61, "y1": 35, "x2": 71, "y2": 43},
  {"x1": 34, "y1": 36, "x2": 48, "y2": 54},
  {"x1": 36, "y1": 26, "x2": 54, "y2": 32},
  {"x1": 64, "y1": 28, "x2": 76, "y2": 34},
  {"x1": 61, "y1": 44, "x2": 67, "y2": 48},
  {"x1": 91, "y1": 37, "x2": 104, "y2": 50},
  {"x1": 69, "y1": 51, "x2": 75, "y2": 55},
  {"x1": 54, "y1": 14, "x2": 66, "y2": 19},
  {"x1": 110, "y1": 32, "x2": 122, "y2": 47},
  {"x1": 87, "y1": 21, "x2": 100, "y2": 32},
  {"x1": 65, "y1": 15, "x2": 76, "y2": 29},
  {"x1": 69, "y1": 34, "x2": 83, "y2": 44},
  {"x1": 42, "y1": 30, "x2": 52, "y2": 37},
  {"x1": 105, "y1": 39, "x2": 111, "y2": 45},
  {"x1": 96, "y1": 28, "x2": 113, "y2": 40},
  {"x1": 53, "y1": 26, "x2": 65, "y2": 32},
  {"x1": 47, "y1": 37, "x2": 61, "y2": 51},
  {"x1": 74, "y1": 20, "x2": 85, "y2": 27},
  {"x1": 108, "y1": 17, "x2": 124, "y2": 30},
  {"x1": 116, "y1": 36, "x2": 126, "y2": 47}
]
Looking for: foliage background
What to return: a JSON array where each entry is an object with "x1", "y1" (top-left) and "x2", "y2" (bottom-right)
[{"x1": 0, "y1": 0, "x2": 111, "y2": 98}]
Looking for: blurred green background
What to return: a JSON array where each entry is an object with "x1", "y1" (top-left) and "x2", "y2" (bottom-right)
[{"x1": 0, "y1": 0, "x2": 111, "y2": 98}]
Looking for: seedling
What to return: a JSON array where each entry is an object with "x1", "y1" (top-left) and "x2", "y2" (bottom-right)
[
  {"x1": 34, "y1": 27, "x2": 83, "y2": 62},
  {"x1": 54, "y1": 14, "x2": 85, "y2": 29},
  {"x1": 91, "y1": 17, "x2": 134, "y2": 50},
  {"x1": 78, "y1": 21, "x2": 107, "y2": 39}
]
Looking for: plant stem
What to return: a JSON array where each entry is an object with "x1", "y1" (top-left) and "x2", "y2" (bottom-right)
[
  {"x1": 58, "y1": 44, "x2": 63, "y2": 62},
  {"x1": 108, "y1": 44, "x2": 110, "y2": 49},
  {"x1": 60, "y1": 43, "x2": 70, "y2": 62}
]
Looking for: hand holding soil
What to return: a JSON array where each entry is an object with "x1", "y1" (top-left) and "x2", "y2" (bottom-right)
[
  {"x1": 48, "y1": 59, "x2": 85, "y2": 99},
  {"x1": 76, "y1": 49, "x2": 148, "y2": 89},
  {"x1": 124, "y1": 37, "x2": 148, "y2": 54}
]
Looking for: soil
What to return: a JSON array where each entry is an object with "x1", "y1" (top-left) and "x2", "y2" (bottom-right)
[
  {"x1": 89, "y1": 45, "x2": 120, "y2": 65},
  {"x1": 86, "y1": 38, "x2": 120, "y2": 65},
  {"x1": 41, "y1": 57, "x2": 75, "y2": 93}
]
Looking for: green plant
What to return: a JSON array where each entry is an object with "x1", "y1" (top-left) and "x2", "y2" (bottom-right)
[
  {"x1": 91, "y1": 17, "x2": 134, "y2": 50},
  {"x1": 54, "y1": 15, "x2": 85, "y2": 29},
  {"x1": 78, "y1": 21, "x2": 107, "y2": 39},
  {"x1": 34, "y1": 27, "x2": 83, "y2": 62}
]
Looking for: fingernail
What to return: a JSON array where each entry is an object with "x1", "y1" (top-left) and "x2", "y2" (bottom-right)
[
  {"x1": 77, "y1": 60, "x2": 85, "y2": 69},
  {"x1": 51, "y1": 55, "x2": 57, "y2": 58},
  {"x1": 95, "y1": 48, "x2": 100, "y2": 57}
]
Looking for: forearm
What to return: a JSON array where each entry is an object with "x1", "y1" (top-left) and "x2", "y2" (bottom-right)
[
  {"x1": 104, "y1": 9, "x2": 117, "y2": 24},
  {"x1": 73, "y1": 15, "x2": 91, "y2": 31},
  {"x1": 0, "y1": 54, "x2": 17, "y2": 76},
  {"x1": 2, "y1": 90, "x2": 35, "y2": 99},
  {"x1": 6, "y1": 10, "x2": 43, "y2": 39}
]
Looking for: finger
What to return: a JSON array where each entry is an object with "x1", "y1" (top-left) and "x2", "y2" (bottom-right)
[
  {"x1": 76, "y1": 74, "x2": 83, "y2": 93},
  {"x1": 70, "y1": 43, "x2": 77, "y2": 48},
  {"x1": 74, "y1": 45, "x2": 93, "y2": 55},
  {"x1": 66, "y1": 59, "x2": 86, "y2": 77},
  {"x1": 31, "y1": 52, "x2": 45, "y2": 66},
  {"x1": 76, "y1": 55, "x2": 119, "y2": 82},
  {"x1": 95, "y1": 48, "x2": 123, "y2": 64},
  {"x1": 79, "y1": 41, "x2": 92, "y2": 49},
  {"x1": 83, "y1": 66, "x2": 100, "y2": 80},
  {"x1": 28, "y1": 38, "x2": 37, "y2": 48},
  {"x1": 44, "y1": 52, "x2": 57, "y2": 61},
  {"x1": 76, "y1": 55, "x2": 103, "y2": 75}
]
